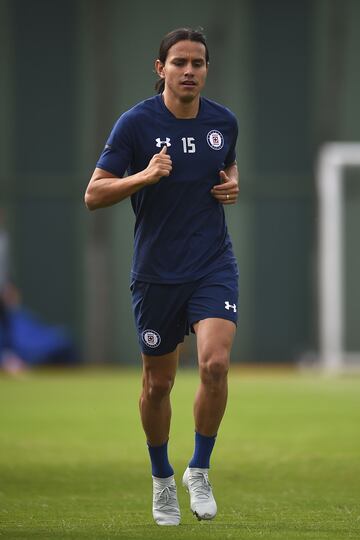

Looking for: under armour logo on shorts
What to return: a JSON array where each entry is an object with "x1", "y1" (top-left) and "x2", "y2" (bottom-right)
[{"x1": 225, "y1": 301, "x2": 237, "y2": 313}]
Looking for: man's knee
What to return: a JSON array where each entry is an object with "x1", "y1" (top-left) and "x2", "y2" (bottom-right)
[
  {"x1": 143, "y1": 372, "x2": 175, "y2": 402},
  {"x1": 199, "y1": 350, "x2": 229, "y2": 388}
]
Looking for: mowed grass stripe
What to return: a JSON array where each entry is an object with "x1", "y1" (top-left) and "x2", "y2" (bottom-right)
[{"x1": 0, "y1": 369, "x2": 359, "y2": 539}]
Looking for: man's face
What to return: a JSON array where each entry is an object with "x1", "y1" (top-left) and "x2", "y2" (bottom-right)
[{"x1": 156, "y1": 40, "x2": 208, "y2": 103}]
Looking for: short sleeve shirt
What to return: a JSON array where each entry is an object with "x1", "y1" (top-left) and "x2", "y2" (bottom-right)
[{"x1": 97, "y1": 94, "x2": 238, "y2": 284}]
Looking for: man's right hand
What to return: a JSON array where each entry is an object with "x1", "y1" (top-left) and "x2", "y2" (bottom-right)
[{"x1": 144, "y1": 145, "x2": 172, "y2": 184}]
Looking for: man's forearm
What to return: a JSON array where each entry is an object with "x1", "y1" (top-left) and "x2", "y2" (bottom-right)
[{"x1": 84, "y1": 169, "x2": 148, "y2": 210}]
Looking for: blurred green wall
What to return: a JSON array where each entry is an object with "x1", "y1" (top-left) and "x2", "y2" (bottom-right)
[{"x1": 1, "y1": 0, "x2": 360, "y2": 364}]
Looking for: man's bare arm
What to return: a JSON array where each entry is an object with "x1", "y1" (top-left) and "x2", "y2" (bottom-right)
[{"x1": 84, "y1": 146, "x2": 172, "y2": 210}]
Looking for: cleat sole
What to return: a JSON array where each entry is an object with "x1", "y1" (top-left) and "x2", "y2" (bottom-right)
[{"x1": 193, "y1": 510, "x2": 214, "y2": 521}]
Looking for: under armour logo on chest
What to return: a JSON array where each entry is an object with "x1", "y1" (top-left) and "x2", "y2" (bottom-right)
[
  {"x1": 225, "y1": 301, "x2": 237, "y2": 313},
  {"x1": 155, "y1": 137, "x2": 171, "y2": 148}
]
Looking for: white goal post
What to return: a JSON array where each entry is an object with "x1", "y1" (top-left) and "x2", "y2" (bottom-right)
[{"x1": 317, "y1": 143, "x2": 360, "y2": 372}]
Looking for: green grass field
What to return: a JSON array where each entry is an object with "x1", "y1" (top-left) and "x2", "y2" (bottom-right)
[{"x1": 0, "y1": 368, "x2": 359, "y2": 539}]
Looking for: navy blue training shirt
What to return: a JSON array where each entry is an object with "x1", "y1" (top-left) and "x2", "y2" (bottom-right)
[{"x1": 97, "y1": 94, "x2": 238, "y2": 284}]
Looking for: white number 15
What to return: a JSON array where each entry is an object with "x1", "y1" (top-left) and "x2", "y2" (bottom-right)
[{"x1": 181, "y1": 137, "x2": 196, "y2": 153}]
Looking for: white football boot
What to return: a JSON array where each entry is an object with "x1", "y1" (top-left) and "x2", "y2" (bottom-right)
[
  {"x1": 182, "y1": 467, "x2": 217, "y2": 520},
  {"x1": 152, "y1": 475, "x2": 181, "y2": 526}
]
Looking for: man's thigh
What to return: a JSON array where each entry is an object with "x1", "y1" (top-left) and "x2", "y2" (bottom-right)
[
  {"x1": 141, "y1": 347, "x2": 180, "y2": 381},
  {"x1": 194, "y1": 318, "x2": 236, "y2": 364}
]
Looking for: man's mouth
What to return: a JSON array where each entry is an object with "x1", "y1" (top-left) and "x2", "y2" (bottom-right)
[{"x1": 181, "y1": 80, "x2": 196, "y2": 86}]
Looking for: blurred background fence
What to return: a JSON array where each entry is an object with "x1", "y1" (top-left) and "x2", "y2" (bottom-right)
[{"x1": 1, "y1": 0, "x2": 360, "y2": 365}]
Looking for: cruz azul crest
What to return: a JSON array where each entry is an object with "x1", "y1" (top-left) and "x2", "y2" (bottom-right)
[
  {"x1": 142, "y1": 329, "x2": 161, "y2": 348},
  {"x1": 206, "y1": 130, "x2": 224, "y2": 150}
]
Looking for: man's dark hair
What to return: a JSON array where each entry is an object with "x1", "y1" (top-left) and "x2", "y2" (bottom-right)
[{"x1": 155, "y1": 27, "x2": 209, "y2": 94}]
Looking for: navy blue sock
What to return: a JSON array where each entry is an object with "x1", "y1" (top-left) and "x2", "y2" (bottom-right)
[
  {"x1": 188, "y1": 431, "x2": 217, "y2": 469},
  {"x1": 147, "y1": 441, "x2": 174, "y2": 478}
]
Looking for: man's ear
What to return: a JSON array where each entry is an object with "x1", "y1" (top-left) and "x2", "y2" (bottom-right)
[{"x1": 155, "y1": 59, "x2": 165, "y2": 79}]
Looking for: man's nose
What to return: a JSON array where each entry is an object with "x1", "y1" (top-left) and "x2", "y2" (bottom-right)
[{"x1": 184, "y1": 64, "x2": 194, "y2": 76}]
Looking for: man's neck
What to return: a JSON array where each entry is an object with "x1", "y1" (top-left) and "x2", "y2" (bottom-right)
[{"x1": 162, "y1": 91, "x2": 200, "y2": 119}]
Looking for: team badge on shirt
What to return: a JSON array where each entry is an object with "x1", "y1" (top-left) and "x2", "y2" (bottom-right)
[
  {"x1": 142, "y1": 329, "x2": 161, "y2": 348},
  {"x1": 206, "y1": 130, "x2": 224, "y2": 150}
]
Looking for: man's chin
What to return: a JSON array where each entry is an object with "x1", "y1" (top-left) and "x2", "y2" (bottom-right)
[{"x1": 179, "y1": 93, "x2": 198, "y2": 104}]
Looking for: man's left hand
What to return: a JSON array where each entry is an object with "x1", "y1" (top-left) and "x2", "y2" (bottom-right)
[{"x1": 211, "y1": 170, "x2": 239, "y2": 205}]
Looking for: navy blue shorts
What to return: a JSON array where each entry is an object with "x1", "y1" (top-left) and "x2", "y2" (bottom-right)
[{"x1": 131, "y1": 264, "x2": 239, "y2": 356}]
